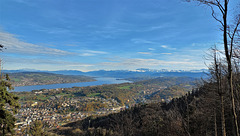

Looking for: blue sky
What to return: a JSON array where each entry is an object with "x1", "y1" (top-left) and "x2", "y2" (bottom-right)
[{"x1": 0, "y1": 0, "x2": 230, "y2": 71}]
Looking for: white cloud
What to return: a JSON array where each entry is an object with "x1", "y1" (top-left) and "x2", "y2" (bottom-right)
[
  {"x1": 76, "y1": 50, "x2": 108, "y2": 56},
  {"x1": 138, "y1": 51, "x2": 172, "y2": 55},
  {"x1": 161, "y1": 53, "x2": 172, "y2": 55},
  {"x1": 144, "y1": 23, "x2": 177, "y2": 32},
  {"x1": 2, "y1": 56, "x2": 94, "y2": 71},
  {"x1": 161, "y1": 45, "x2": 168, "y2": 48},
  {"x1": 148, "y1": 48, "x2": 155, "y2": 51},
  {"x1": 191, "y1": 42, "x2": 216, "y2": 47},
  {"x1": 138, "y1": 52, "x2": 152, "y2": 55},
  {"x1": 0, "y1": 31, "x2": 74, "y2": 56},
  {"x1": 83, "y1": 50, "x2": 107, "y2": 54},
  {"x1": 161, "y1": 45, "x2": 176, "y2": 50},
  {"x1": 100, "y1": 58, "x2": 197, "y2": 69},
  {"x1": 131, "y1": 39, "x2": 156, "y2": 44}
]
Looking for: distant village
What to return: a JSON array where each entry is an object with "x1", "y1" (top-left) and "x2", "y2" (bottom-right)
[
  {"x1": 14, "y1": 88, "x2": 129, "y2": 134},
  {"x1": 13, "y1": 84, "x2": 172, "y2": 135}
]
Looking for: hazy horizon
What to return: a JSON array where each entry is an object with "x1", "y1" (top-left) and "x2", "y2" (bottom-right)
[{"x1": 3, "y1": 68, "x2": 207, "y2": 73}]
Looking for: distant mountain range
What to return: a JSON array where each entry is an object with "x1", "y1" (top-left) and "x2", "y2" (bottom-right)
[
  {"x1": 3, "y1": 68, "x2": 207, "y2": 79},
  {"x1": 135, "y1": 68, "x2": 207, "y2": 73}
]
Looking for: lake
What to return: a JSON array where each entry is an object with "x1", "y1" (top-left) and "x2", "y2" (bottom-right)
[{"x1": 12, "y1": 77, "x2": 132, "y2": 92}]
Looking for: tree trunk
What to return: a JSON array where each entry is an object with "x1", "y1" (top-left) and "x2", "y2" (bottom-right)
[
  {"x1": 223, "y1": 1, "x2": 239, "y2": 135},
  {"x1": 214, "y1": 108, "x2": 218, "y2": 136},
  {"x1": 230, "y1": 72, "x2": 239, "y2": 136},
  {"x1": 220, "y1": 95, "x2": 226, "y2": 136}
]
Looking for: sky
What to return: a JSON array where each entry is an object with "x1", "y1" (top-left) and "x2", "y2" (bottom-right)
[{"x1": 0, "y1": 0, "x2": 236, "y2": 72}]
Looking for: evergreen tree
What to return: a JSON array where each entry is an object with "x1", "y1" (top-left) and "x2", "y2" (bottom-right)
[
  {"x1": 30, "y1": 120, "x2": 45, "y2": 136},
  {"x1": 0, "y1": 74, "x2": 20, "y2": 135},
  {"x1": 0, "y1": 44, "x2": 20, "y2": 135}
]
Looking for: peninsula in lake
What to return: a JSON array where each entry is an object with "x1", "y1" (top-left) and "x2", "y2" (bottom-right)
[{"x1": 8, "y1": 72, "x2": 96, "y2": 87}]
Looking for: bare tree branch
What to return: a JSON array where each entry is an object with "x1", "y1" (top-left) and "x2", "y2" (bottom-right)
[
  {"x1": 207, "y1": 3, "x2": 224, "y2": 27},
  {"x1": 215, "y1": 0, "x2": 225, "y2": 13},
  {"x1": 229, "y1": 16, "x2": 240, "y2": 58},
  {"x1": 0, "y1": 44, "x2": 4, "y2": 52}
]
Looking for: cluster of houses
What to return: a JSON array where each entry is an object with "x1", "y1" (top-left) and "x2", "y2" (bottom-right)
[{"x1": 14, "y1": 95, "x2": 126, "y2": 134}]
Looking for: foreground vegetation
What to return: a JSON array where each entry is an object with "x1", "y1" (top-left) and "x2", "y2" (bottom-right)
[{"x1": 0, "y1": 74, "x2": 20, "y2": 135}]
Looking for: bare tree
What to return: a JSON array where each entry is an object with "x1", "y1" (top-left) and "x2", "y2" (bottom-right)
[
  {"x1": 210, "y1": 47, "x2": 227, "y2": 136},
  {"x1": 186, "y1": 0, "x2": 240, "y2": 135}
]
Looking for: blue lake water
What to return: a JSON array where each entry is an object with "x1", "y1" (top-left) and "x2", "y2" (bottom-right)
[{"x1": 13, "y1": 77, "x2": 132, "y2": 92}]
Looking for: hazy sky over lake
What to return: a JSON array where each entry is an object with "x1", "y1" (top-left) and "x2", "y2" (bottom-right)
[{"x1": 1, "y1": 0, "x2": 236, "y2": 71}]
